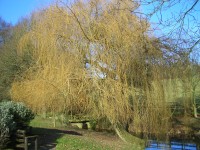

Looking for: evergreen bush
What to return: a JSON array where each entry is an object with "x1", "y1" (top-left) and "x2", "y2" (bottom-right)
[{"x1": 0, "y1": 101, "x2": 34, "y2": 148}]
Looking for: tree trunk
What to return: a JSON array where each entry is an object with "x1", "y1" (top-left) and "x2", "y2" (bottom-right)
[
  {"x1": 114, "y1": 125, "x2": 145, "y2": 150},
  {"x1": 193, "y1": 104, "x2": 198, "y2": 118},
  {"x1": 192, "y1": 89, "x2": 198, "y2": 118}
]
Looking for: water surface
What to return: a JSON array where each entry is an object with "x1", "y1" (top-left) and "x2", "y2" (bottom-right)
[{"x1": 145, "y1": 140, "x2": 199, "y2": 150}]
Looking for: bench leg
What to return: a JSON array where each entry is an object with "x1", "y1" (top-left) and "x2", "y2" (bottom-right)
[
  {"x1": 35, "y1": 137, "x2": 38, "y2": 150},
  {"x1": 25, "y1": 137, "x2": 28, "y2": 150}
]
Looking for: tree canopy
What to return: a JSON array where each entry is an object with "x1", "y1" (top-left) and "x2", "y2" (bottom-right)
[{"x1": 0, "y1": 0, "x2": 199, "y2": 145}]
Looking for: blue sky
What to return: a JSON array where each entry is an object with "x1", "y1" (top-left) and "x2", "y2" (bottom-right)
[
  {"x1": 141, "y1": 1, "x2": 200, "y2": 36},
  {"x1": 0, "y1": 0, "x2": 199, "y2": 63},
  {"x1": 0, "y1": 0, "x2": 199, "y2": 58},
  {"x1": 1, "y1": 0, "x2": 199, "y2": 32},
  {"x1": 0, "y1": 0, "x2": 54, "y2": 25}
]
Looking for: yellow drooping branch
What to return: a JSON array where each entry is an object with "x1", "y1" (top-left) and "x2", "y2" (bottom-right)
[{"x1": 11, "y1": 0, "x2": 174, "y2": 140}]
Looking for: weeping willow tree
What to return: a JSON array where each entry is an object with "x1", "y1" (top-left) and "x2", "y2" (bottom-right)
[{"x1": 10, "y1": 0, "x2": 174, "y2": 147}]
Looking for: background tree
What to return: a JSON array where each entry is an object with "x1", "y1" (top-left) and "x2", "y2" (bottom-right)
[
  {"x1": 0, "y1": 17, "x2": 12, "y2": 45},
  {"x1": 134, "y1": 0, "x2": 200, "y2": 117},
  {"x1": 135, "y1": 0, "x2": 200, "y2": 54},
  {"x1": 0, "y1": 18, "x2": 34, "y2": 101}
]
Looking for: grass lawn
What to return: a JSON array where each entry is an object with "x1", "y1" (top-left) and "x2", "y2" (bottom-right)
[
  {"x1": 30, "y1": 115, "x2": 64, "y2": 128},
  {"x1": 56, "y1": 134, "x2": 137, "y2": 150},
  {"x1": 29, "y1": 116, "x2": 135, "y2": 150},
  {"x1": 56, "y1": 134, "x2": 112, "y2": 150}
]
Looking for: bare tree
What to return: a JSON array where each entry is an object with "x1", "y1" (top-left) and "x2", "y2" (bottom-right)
[
  {"x1": 132, "y1": 0, "x2": 200, "y2": 118},
  {"x1": 136, "y1": 0, "x2": 199, "y2": 53},
  {"x1": 0, "y1": 17, "x2": 12, "y2": 45}
]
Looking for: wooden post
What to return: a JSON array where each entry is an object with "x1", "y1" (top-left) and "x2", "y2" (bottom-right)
[
  {"x1": 35, "y1": 137, "x2": 38, "y2": 150},
  {"x1": 24, "y1": 136, "x2": 38, "y2": 150},
  {"x1": 25, "y1": 137, "x2": 28, "y2": 150},
  {"x1": 53, "y1": 111, "x2": 56, "y2": 127}
]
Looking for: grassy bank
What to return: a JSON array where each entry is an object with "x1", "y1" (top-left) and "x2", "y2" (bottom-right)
[
  {"x1": 29, "y1": 116, "x2": 137, "y2": 150},
  {"x1": 56, "y1": 133, "x2": 138, "y2": 150},
  {"x1": 56, "y1": 134, "x2": 112, "y2": 150}
]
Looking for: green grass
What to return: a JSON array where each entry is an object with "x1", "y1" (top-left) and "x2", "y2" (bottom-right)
[
  {"x1": 56, "y1": 135, "x2": 112, "y2": 150},
  {"x1": 30, "y1": 115, "x2": 65, "y2": 128},
  {"x1": 30, "y1": 116, "x2": 137, "y2": 150},
  {"x1": 56, "y1": 134, "x2": 140, "y2": 150}
]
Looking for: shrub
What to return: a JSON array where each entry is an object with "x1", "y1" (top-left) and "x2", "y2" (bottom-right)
[
  {"x1": 0, "y1": 101, "x2": 34, "y2": 148},
  {"x1": 0, "y1": 101, "x2": 35, "y2": 125},
  {"x1": 0, "y1": 108, "x2": 15, "y2": 149}
]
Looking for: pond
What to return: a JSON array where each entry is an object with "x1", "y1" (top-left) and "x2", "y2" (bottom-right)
[{"x1": 145, "y1": 140, "x2": 200, "y2": 150}]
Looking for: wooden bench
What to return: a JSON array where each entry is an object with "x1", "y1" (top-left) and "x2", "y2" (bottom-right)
[
  {"x1": 16, "y1": 129, "x2": 38, "y2": 150},
  {"x1": 69, "y1": 120, "x2": 91, "y2": 129}
]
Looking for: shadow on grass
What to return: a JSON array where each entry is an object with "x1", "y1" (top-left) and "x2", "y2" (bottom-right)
[
  {"x1": 32, "y1": 127, "x2": 82, "y2": 150},
  {"x1": 7, "y1": 127, "x2": 82, "y2": 150}
]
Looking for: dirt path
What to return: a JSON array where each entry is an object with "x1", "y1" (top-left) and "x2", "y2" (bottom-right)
[
  {"x1": 31, "y1": 127, "x2": 81, "y2": 150},
  {"x1": 31, "y1": 127, "x2": 127, "y2": 150}
]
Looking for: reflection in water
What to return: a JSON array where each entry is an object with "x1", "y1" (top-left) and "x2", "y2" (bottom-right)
[{"x1": 145, "y1": 140, "x2": 199, "y2": 150}]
